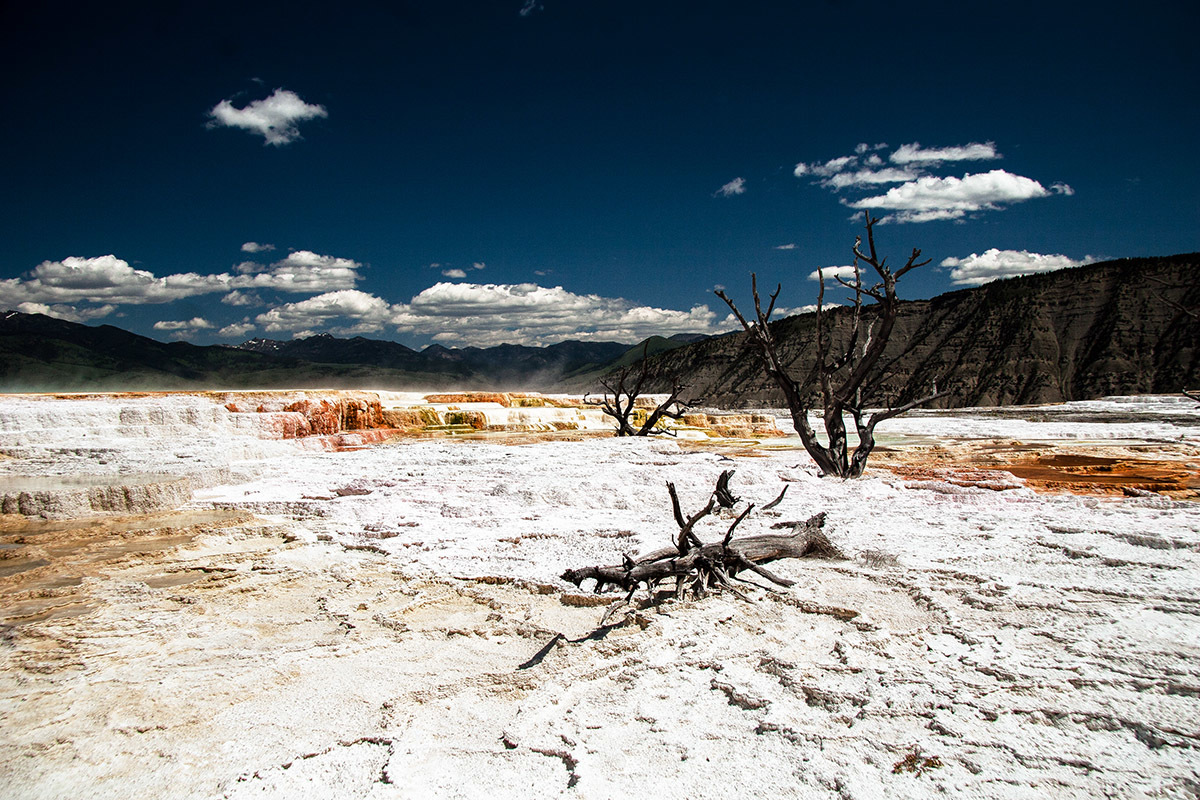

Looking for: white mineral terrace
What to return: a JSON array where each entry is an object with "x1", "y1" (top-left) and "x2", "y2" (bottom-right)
[{"x1": 0, "y1": 391, "x2": 1198, "y2": 799}]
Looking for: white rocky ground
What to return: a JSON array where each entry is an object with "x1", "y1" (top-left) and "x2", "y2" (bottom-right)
[{"x1": 0, "y1": 393, "x2": 1198, "y2": 799}]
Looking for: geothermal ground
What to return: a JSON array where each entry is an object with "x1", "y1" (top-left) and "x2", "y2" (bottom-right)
[{"x1": 0, "y1": 391, "x2": 1198, "y2": 799}]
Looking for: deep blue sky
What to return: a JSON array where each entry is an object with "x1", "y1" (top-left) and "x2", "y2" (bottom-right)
[{"x1": 2, "y1": 1, "x2": 1197, "y2": 348}]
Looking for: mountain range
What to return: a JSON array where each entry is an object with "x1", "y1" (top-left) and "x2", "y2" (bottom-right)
[
  {"x1": 636, "y1": 253, "x2": 1199, "y2": 408},
  {"x1": 0, "y1": 311, "x2": 699, "y2": 392},
  {"x1": 1, "y1": 253, "x2": 1196, "y2": 405}
]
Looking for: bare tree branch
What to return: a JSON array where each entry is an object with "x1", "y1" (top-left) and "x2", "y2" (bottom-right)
[
  {"x1": 591, "y1": 342, "x2": 693, "y2": 436},
  {"x1": 716, "y1": 211, "x2": 945, "y2": 478}
]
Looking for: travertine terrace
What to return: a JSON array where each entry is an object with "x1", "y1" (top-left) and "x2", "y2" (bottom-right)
[{"x1": 1, "y1": 391, "x2": 1198, "y2": 799}]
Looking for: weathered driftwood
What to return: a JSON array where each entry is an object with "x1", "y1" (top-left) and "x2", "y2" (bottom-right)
[
  {"x1": 561, "y1": 512, "x2": 836, "y2": 596},
  {"x1": 561, "y1": 473, "x2": 840, "y2": 603},
  {"x1": 714, "y1": 469, "x2": 739, "y2": 508}
]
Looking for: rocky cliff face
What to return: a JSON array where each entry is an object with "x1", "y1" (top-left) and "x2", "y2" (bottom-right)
[{"x1": 639, "y1": 254, "x2": 1200, "y2": 408}]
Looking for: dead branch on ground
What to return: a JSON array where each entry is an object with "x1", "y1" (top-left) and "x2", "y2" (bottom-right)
[{"x1": 561, "y1": 472, "x2": 841, "y2": 604}]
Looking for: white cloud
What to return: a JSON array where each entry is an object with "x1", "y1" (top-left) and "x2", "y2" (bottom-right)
[
  {"x1": 153, "y1": 317, "x2": 213, "y2": 332},
  {"x1": 889, "y1": 141, "x2": 999, "y2": 165},
  {"x1": 15, "y1": 302, "x2": 117, "y2": 322},
  {"x1": 0, "y1": 255, "x2": 232, "y2": 306},
  {"x1": 519, "y1": 0, "x2": 543, "y2": 16},
  {"x1": 797, "y1": 152, "x2": 913, "y2": 184},
  {"x1": 442, "y1": 268, "x2": 468, "y2": 279},
  {"x1": 472, "y1": 262, "x2": 486, "y2": 270},
  {"x1": 221, "y1": 290, "x2": 262, "y2": 307},
  {"x1": 241, "y1": 242, "x2": 275, "y2": 253},
  {"x1": 218, "y1": 321, "x2": 255, "y2": 338},
  {"x1": 806, "y1": 266, "x2": 859, "y2": 282},
  {"x1": 823, "y1": 167, "x2": 919, "y2": 190},
  {"x1": 847, "y1": 169, "x2": 1053, "y2": 223},
  {"x1": 207, "y1": 88, "x2": 327, "y2": 146},
  {"x1": 720, "y1": 304, "x2": 827, "y2": 329},
  {"x1": 940, "y1": 249, "x2": 1090, "y2": 286},
  {"x1": 1051, "y1": 182, "x2": 1075, "y2": 196},
  {"x1": 0, "y1": 249, "x2": 364, "y2": 311},
  {"x1": 772, "y1": 304, "x2": 820, "y2": 317},
  {"x1": 272, "y1": 250, "x2": 359, "y2": 271},
  {"x1": 774, "y1": 243, "x2": 797, "y2": 250},
  {"x1": 231, "y1": 250, "x2": 363, "y2": 293},
  {"x1": 715, "y1": 177, "x2": 746, "y2": 197},
  {"x1": 255, "y1": 290, "x2": 397, "y2": 335},
  {"x1": 401, "y1": 282, "x2": 722, "y2": 346},
  {"x1": 253, "y1": 282, "x2": 727, "y2": 346},
  {"x1": 810, "y1": 156, "x2": 856, "y2": 177}
]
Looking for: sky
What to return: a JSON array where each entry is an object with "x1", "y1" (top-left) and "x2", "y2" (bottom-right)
[{"x1": 1, "y1": 1, "x2": 1197, "y2": 349}]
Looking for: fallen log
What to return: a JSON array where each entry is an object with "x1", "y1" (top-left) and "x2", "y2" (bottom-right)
[
  {"x1": 561, "y1": 511, "x2": 836, "y2": 594},
  {"x1": 561, "y1": 473, "x2": 841, "y2": 602}
]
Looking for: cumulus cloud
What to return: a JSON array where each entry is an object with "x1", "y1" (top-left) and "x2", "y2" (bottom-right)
[
  {"x1": 252, "y1": 282, "x2": 726, "y2": 346},
  {"x1": 231, "y1": 250, "x2": 362, "y2": 293},
  {"x1": 0, "y1": 255, "x2": 232, "y2": 307},
  {"x1": 221, "y1": 290, "x2": 262, "y2": 307},
  {"x1": 806, "y1": 266, "x2": 860, "y2": 282},
  {"x1": 889, "y1": 141, "x2": 999, "y2": 165},
  {"x1": 273, "y1": 250, "x2": 357, "y2": 271},
  {"x1": 218, "y1": 321, "x2": 256, "y2": 338},
  {"x1": 774, "y1": 243, "x2": 797, "y2": 250},
  {"x1": 793, "y1": 141, "x2": 1070, "y2": 223},
  {"x1": 847, "y1": 169, "x2": 1053, "y2": 224},
  {"x1": 472, "y1": 262, "x2": 486, "y2": 270},
  {"x1": 715, "y1": 177, "x2": 747, "y2": 197},
  {"x1": 823, "y1": 167, "x2": 919, "y2": 190},
  {"x1": 401, "y1": 282, "x2": 721, "y2": 346},
  {"x1": 0, "y1": 248, "x2": 364, "y2": 314},
  {"x1": 241, "y1": 242, "x2": 275, "y2": 253},
  {"x1": 153, "y1": 317, "x2": 213, "y2": 332},
  {"x1": 772, "y1": 304, "x2": 820, "y2": 318},
  {"x1": 207, "y1": 89, "x2": 327, "y2": 146},
  {"x1": 798, "y1": 156, "x2": 857, "y2": 178},
  {"x1": 442, "y1": 268, "x2": 468, "y2": 279},
  {"x1": 256, "y1": 290, "x2": 397, "y2": 335},
  {"x1": 940, "y1": 249, "x2": 1090, "y2": 286},
  {"x1": 15, "y1": 302, "x2": 117, "y2": 322},
  {"x1": 719, "y1": 303, "x2": 824, "y2": 330}
]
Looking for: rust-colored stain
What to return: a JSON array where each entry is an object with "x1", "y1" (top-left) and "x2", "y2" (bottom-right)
[
  {"x1": 874, "y1": 446, "x2": 1200, "y2": 499},
  {"x1": 0, "y1": 509, "x2": 252, "y2": 626}
]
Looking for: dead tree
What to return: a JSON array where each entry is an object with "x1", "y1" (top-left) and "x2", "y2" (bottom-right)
[
  {"x1": 562, "y1": 474, "x2": 840, "y2": 602},
  {"x1": 715, "y1": 212, "x2": 946, "y2": 478},
  {"x1": 586, "y1": 343, "x2": 692, "y2": 436}
]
